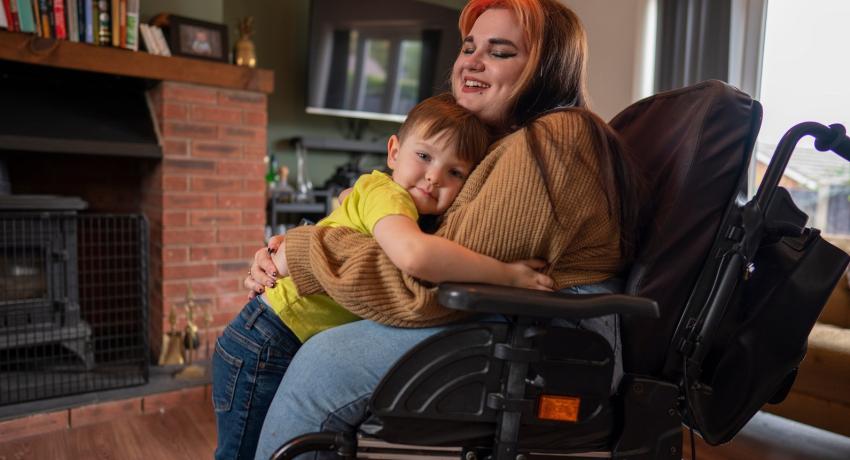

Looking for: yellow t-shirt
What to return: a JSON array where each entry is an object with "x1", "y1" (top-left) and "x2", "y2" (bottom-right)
[{"x1": 263, "y1": 170, "x2": 419, "y2": 342}]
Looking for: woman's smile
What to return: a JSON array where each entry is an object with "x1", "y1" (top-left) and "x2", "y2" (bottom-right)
[{"x1": 462, "y1": 77, "x2": 491, "y2": 92}]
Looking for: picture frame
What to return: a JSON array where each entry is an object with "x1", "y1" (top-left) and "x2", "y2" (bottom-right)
[{"x1": 162, "y1": 15, "x2": 229, "y2": 63}]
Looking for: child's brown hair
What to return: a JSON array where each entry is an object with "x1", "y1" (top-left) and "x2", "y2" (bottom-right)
[{"x1": 397, "y1": 93, "x2": 491, "y2": 166}]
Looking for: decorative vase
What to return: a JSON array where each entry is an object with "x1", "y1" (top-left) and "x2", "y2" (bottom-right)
[{"x1": 235, "y1": 17, "x2": 257, "y2": 68}]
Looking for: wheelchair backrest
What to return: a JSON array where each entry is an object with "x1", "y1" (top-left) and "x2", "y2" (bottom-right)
[{"x1": 608, "y1": 81, "x2": 761, "y2": 376}]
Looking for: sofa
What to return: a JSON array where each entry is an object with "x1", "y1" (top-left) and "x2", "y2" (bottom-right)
[{"x1": 764, "y1": 236, "x2": 850, "y2": 437}]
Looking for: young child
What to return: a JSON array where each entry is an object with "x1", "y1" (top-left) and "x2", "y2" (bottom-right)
[{"x1": 212, "y1": 93, "x2": 553, "y2": 460}]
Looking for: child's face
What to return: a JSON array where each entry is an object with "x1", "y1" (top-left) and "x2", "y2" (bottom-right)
[{"x1": 387, "y1": 129, "x2": 473, "y2": 215}]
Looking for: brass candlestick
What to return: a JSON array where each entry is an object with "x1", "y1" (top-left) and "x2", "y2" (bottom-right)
[
  {"x1": 175, "y1": 287, "x2": 206, "y2": 380},
  {"x1": 203, "y1": 300, "x2": 214, "y2": 362},
  {"x1": 158, "y1": 304, "x2": 185, "y2": 365}
]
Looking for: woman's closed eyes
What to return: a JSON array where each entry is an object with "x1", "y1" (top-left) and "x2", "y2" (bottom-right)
[{"x1": 461, "y1": 37, "x2": 519, "y2": 59}]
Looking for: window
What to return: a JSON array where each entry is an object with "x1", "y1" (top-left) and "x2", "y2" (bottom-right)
[
  {"x1": 340, "y1": 28, "x2": 425, "y2": 116},
  {"x1": 755, "y1": 0, "x2": 850, "y2": 236}
]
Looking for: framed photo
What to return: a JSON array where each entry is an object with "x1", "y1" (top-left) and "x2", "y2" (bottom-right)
[{"x1": 164, "y1": 15, "x2": 229, "y2": 63}]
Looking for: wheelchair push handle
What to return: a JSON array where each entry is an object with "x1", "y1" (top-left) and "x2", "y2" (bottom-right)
[
  {"x1": 755, "y1": 122, "x2": 850, "y2": 212},
  {"x1": 815, "y1": 123, "x2": 850, "y2": 160}
]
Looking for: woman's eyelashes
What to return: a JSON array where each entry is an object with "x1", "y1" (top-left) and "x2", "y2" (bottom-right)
[
  {"x1": 461, "y1": 45, "x2": 516, "y2": 59},
  {"x1": 491, "y1": 50, "x2": 516, "y2": 59}
]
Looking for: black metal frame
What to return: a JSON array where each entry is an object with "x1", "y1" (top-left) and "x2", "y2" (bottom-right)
[{"x1": 0, "y1": 213, "x2": 149, "y2": 406}]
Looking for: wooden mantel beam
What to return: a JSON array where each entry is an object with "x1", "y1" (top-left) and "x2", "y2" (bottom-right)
[{"x1": 0, "y1": 31, "x2": 274, "y2": 94}]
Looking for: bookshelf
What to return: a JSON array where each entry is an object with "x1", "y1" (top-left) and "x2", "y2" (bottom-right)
[{"x1": 0, "y1": 30, "x2": 273, "y2": 93}]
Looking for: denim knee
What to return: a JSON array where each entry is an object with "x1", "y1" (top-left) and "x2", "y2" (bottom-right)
[{"x1": 213, "y1": 297, "x2": 301, "y2": 460}]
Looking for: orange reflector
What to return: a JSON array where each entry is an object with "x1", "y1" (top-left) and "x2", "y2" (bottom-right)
[{"x1": 537, "y1": 395, "x2": 580, "y2": 422}]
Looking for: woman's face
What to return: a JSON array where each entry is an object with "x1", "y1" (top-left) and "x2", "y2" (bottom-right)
[{"x1": 451, "y1": 8, "x2": 529, "y2": 126}]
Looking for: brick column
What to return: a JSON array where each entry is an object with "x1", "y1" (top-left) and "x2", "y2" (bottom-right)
[{"x1": 143, "y1": 82, "x2": 268, "y2": 360}]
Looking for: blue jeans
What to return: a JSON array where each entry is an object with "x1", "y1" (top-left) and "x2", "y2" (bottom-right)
[
  {"x1": 253, "y1": 279, "x2": 623, "y2": 460},
  {"x1": 213, "y1": 296, "x2": 302, "y2": 460}
]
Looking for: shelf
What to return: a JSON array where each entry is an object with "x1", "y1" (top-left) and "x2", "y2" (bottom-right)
[
  {"x1": 272, "y1": 203, "x2": 326, "y2": 214},
  {"x1": 290, "y1": 137, "x2": 386, "y2": 154},
  {"x1": 0, "y1": 30, "x2": 273, "y2": 93}
]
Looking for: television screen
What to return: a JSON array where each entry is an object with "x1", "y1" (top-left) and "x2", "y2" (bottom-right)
[{"x1": 306, "y1": 0, "x2": 461, "y2": 122}]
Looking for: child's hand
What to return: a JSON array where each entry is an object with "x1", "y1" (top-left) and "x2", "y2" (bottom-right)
[{"x1": 505, "y1": 259, "x2": 554, "y2": 291}]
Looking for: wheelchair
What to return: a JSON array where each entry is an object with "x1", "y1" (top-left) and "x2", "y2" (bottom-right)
[{"x1": 271, "y1": 80, "x2": 850, "y2": 460}]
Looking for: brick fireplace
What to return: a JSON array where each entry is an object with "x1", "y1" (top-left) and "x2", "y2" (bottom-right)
[
  {"x1": 143, "y1": 82, "x2": 269, "y2": 360},
  {"x1": 0, "y1": 31, "x2": 274, "y2": 366},
  {"x1": 0, "y1": 32, "x2": 273, "y2": 436},
  {"x1": 2, "y1": 79, "x2": 269, "y2": 364}
]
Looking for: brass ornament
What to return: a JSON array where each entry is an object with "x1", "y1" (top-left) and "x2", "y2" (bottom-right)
[
  {"x1": 235, "y1": 17, "x2": 257, "y2": 68},
  {"x1": 174, "y1": 287, "x2": 208, "y2": 380},
  {"x1": 158, "y1": 304, "x2": 185, "y2": 365}
]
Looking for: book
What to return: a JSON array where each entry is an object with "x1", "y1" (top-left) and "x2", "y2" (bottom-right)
[
  {"x1": 109, "y1": 0, "x2": 116, "y2": 46},
  {"x1": 15, "y1": 0, "x2": 36, "y2": 33},
  {"x1": 7, "y1": 0, "x2": 18, "y2": 31},
  {"x1": 118, "y1": 0, "x2": 124, "y2": 47},
  {"x1": 53, "y1": 0, "x2": 66, "y2": 39},
  {"x1": 0, "y1": 1, "x2": 8, "y2": 30},
  {"x1": 75, "y1": 0, "x2": 83, "y2": 41},
  {"x1": 139, "y1": 22, "x2": 156, "y2": 54},
  {"x1": 152, "y1": 24, "x2": 170, "y2": 56},
  {"x1": 38, "y1": 0, "x2": 49, "y2": 37},
  {"x1": 31, "y1": 0, "x2": 40, "y2": 35},
  {"x1": 96, "y1": 0, "x2": 108, "y2": 46},
  {"x1": 65, "y1": 0, "x2": 76, "y2": 41},
  {"x1": 83, "y1": 0, "x2": 91, "y2": 43},
  {"x1": 124, "y1": 0, "x2": 138, "y2": 51}
]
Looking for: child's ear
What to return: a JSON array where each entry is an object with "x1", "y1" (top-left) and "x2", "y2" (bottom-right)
[{"x1": 387, "y1": 135, "x2": 400, "y2": 169}]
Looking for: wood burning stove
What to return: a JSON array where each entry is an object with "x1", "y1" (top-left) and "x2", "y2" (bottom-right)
[{"x1": 0, "y1": 195, "x2": 148, "y2": 406}]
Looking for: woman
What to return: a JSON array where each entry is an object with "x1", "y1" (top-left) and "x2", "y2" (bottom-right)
[{"x1": 248, "y1": 1, "x2": 642, "y2": 458}]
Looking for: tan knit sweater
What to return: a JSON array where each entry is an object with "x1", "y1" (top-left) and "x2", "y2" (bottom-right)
[{"x1": 284, "y1": 110, "x2": 623, "y2": 327}]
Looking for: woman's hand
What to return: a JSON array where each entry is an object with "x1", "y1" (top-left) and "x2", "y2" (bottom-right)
[
  {"x1": 505, "y1": 259, "x2": 555, "y2": 291},
  {"x1": 244, "y1": 235, "x2": 286, "y2": 299}
]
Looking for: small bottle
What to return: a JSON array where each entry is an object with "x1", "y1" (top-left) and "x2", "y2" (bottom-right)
[{"x1": 265, "y1": 155, "x2": 280, "y2": 190}]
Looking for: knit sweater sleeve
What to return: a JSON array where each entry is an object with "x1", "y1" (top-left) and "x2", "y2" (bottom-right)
[{"x1": 285, "y1": 111, "x2": 612, "y2": 327}]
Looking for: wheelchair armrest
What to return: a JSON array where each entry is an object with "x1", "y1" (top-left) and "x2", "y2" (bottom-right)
[{"x1": 438, "y1": 283, "x2": 659, "y2": 320}]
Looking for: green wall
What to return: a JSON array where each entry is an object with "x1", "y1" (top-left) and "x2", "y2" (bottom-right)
[{"x1": 140, "y1": 0, "x2": 224, "y2": 23}]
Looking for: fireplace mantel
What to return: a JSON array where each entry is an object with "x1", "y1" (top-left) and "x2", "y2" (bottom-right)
[{"x1": 0, "y1": 31, "x2": 274, "y2": 94}]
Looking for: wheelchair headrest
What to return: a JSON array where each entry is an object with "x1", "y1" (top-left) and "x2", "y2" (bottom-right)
[{"x1": 609, "y1": 80, "x2": 762, "y2": 375}]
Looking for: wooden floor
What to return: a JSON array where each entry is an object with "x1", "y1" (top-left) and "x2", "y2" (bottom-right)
[
  {"x1": 684, "y1": 411, "x2": 850, "y2": 460},
  {"x1": 0, "y1": 402, "x2": 216, "y2": 460},
  {"x1": 1, "y1": 403, "x2": 849, "y2": 459}
]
